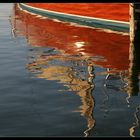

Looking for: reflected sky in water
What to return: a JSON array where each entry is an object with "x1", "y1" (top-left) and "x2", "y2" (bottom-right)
[{"x1": 0, "y1": 3, "x2": 140, "y2": 137}]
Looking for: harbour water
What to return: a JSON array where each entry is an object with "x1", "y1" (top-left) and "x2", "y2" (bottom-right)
[{"x1": 0, "y1": 3, "x2": 140, "y2": 137}]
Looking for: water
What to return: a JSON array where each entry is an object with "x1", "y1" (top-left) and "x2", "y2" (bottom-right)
[{"x1": 0, "y1": 3, "x2": 140, "y2": 137}]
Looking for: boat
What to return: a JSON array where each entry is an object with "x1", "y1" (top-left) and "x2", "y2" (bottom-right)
[{"x1": 18, "y1": 3, "x2": 129, "y2": 33}]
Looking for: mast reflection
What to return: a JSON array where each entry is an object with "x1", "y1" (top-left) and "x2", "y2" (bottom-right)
[{"x1": 27, "y1": 51, "x2": 95, "y2": 137}]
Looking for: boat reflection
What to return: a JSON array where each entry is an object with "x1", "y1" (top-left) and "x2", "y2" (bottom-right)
[
  {"x1": 11, "y1": 4, "x2": 130, "y2": 71},
  {"x1": 11, "y1": 4, "x2": 140, "y2": 137},
  {"x1": 11, "y1": 4, "x2": 132, "y2": 94}
]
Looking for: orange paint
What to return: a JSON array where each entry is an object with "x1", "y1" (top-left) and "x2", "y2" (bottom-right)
[
  {"x1": 25, "y1": 3, "x2": 129, "y2": 22},
  {"x1": 12, "y1": 4, "x2": 130, "y2": 70}
]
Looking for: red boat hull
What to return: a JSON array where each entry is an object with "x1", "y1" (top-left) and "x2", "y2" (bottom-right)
[{"x1": 25, "y1": 3, "x2": 129, "y2": 22}]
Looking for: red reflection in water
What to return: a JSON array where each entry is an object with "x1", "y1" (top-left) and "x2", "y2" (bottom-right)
[{"x1": 12, "y1": 4, "x2": 130, "y2": 71}]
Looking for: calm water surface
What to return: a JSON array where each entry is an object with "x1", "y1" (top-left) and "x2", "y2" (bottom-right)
[{"x1": 0, "y1": 3, "x2": 140, "y2": 137}]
